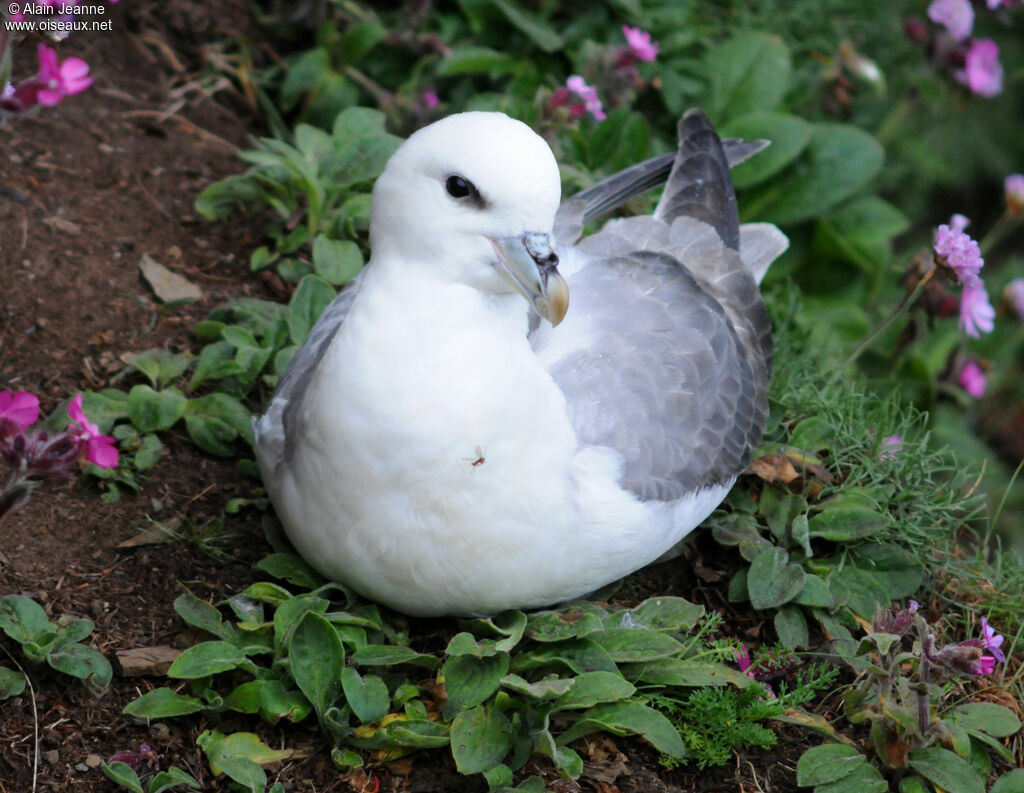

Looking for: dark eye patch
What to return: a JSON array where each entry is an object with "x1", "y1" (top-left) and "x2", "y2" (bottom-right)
[{"x1": 445, "y1": 174, "x2": 487, "y2": 209}]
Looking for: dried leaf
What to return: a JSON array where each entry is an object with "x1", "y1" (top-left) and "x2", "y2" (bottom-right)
[
  {"x1": 139, "y1": 254, "x2": 202, "y2": 302},
  {"x1": 116, "y1": 646, "x2": 182, "y2": 677}
]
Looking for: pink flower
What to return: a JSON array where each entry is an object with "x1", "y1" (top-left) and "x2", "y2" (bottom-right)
[
  {"x1": 934, "y1": 219, "x2": 984, "y2": 286},
  {"x1": 880, "y1": 435, "x2": 903, "y2": 460},
  {"x1": 980, "y1": 617, "x2": 1006, "y2": 663},
  {"x1": 35, "y1": 44, "x2": 93, "y2": 107},
  {"x1": 1005, "y1": 279, "x2": 1024, "y2": 320},
  {"x1": 960, "y1": 282, "x2": 995, "y2": 337},
  {"x1": 622, "y1": 26, "x2": 659, "y2": 62},
  {"x1": 927, "y1": 0, "x2": 975, "y2": 40},
  {"x1": 565, "y1": 75, "x2": 605, "y2": 121},
  {"x1": 0, "y1": 391, "x2": 40, "y2": 431},
  {"x1": 958, "y1": 361, "x2": 986, "y2": 398},
  {"x1": 66, "y1": 394, "x2": 118, "y2": 468},
  {"x1": 1005, "y1": 174, "x2": 1024, "y2": 215},
  {"x1": 420, "y1": 91, "x2": 440, "y2": 109},
  {"x1": 956, "y1": 39, "x2": 1003, "y2": 98}
]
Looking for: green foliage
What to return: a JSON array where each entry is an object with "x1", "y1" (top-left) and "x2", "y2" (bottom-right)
[
  {"x1": 122, "y1": 562, "x2": 812, "y2": 783},
  {"x1": 652, "y1": 657, "x2": 838, "y2": 769},
  {"x1": 0, "y1": 595, "x2": 111, "y2": 691},
  {"x1": 102, "y1": 761, "x2": 201, "y2": 793},
  {"x1": 195, "y1": 107, "x2": 399, "y2": 286}
]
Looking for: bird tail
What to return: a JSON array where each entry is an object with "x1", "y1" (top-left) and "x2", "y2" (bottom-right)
[
  {"x1": 654, "y1": 109, "x2": 741, "y2": 250},
  {"x1": 553, "y1": 111, "x2": 766, "y2": 247}
]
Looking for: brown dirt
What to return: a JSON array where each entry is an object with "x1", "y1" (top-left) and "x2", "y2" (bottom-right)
[{"x1": 0, "y1": 4, "x2": 804, "y2": 792}]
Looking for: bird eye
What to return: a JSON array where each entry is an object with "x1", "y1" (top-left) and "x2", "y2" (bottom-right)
[{"x1": 446, "y1": 175, "x2": 473, "y2": 199}]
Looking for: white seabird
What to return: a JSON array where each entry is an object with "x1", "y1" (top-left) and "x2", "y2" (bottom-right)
[{"x1": 254, "y1": 109, "x2": 788, "y2": 616}]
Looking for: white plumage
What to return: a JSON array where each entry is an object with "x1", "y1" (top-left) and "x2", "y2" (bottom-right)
[{"x1": 254, "y1": 110, "x2": 787, "y2": 616}]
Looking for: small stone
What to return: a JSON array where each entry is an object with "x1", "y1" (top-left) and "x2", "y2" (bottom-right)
[
  {"x1": 85, "y1": 753, "x2": 103, "y2": 768},
  {"x1": 75, "y1": 763, "x2": 89, "y2": 772},
  {"x1": 44, "y1": 750, "x2": 59, "y2": 764}
]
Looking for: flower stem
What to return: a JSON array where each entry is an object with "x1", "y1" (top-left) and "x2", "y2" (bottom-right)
[
  {"x1": 829, "y1": 268, "x2": 935, "y2": 385},
  {"x1": 978, "y1": 210, "x2": 1019, "y2": 257}
]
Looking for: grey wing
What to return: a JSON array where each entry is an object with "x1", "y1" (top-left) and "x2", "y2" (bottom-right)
[
  {"x1": 534, "y1": 109, "x2": 774, "y2": 502},
  {"x1": 253, "y1": 270, "x2": 366, "y2": 470},
  {"x1": 533, "y1": 248, "x2": 769, "y2": 502}
]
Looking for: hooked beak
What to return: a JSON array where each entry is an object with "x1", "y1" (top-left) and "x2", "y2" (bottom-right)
[{"x1": 490, "y1": 232, "x2": 569, "y2": 326}]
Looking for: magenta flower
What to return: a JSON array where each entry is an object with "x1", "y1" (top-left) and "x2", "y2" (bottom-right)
[
  {"x1": 958, "y1": 361, "x2": 986, "y2": 398},
  {"x1": 980, "y1": 617, "x2": 1006, "y2": 663},
  {"x1": 1005, "y1": 279, "x2": 1024, "y2": 320},
  {"x1": 66, "y1": 394, "x2": 118, "y2": 469},
  {"x1": 934, "y1": 220, "x2": 984, "y2": 287},
  {"x1": 1005, "y1": 174, "x2": 1024, "y2": 215},
  {"x1": 0, "y1": 392, "x2": 41, "y2": 432},
  {"x1": 622, "y1": 26, "x2": 659, "y2": 62},
  {"x1": 927, "y1": 0, "x2": 974, "y2": 40},
  {"x1": 880, "y1": 435, "x2": 903, "y2": 460},
  {"x1": 959, "y1": 282, "x2": 995, "y2": 338},
  {"x1": 956, "y1": 39, "x2": 1003, "y2": 98},
  {"x1": 420, "y1": 91, "x2": 440, "y2": 109},
  {"x1": 35, "y1": 44, "x2": 93, "y2": 108},
  {"x1": 565, "y1": 76, "x2": 605, "y2": 121}
]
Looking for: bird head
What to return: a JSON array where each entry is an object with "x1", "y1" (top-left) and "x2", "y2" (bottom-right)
[{"x1": 369, "y1": 111, "x2": 569, "y2": 325}]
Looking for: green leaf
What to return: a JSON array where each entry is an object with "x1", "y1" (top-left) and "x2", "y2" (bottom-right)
[
  {"x1": 312, "y1": 236, "x2": 364, "y2": 286},
  {"x1": 289, "y1": 612, "x2": 344, "y2": 720},
  {"x1": 747, "y1": 547, "x2": 806, "y2": 609},
  {"x1": 47, "y1": 643, "x2": 113, "y2": 688},
  {"x1": 491, "y1": 0, "x2": 563, "y2": 52},
  {"x1": 511, "y1": 638, "x2": 617, "y2": 675},
  {"x1": 255, "y1": 553, "x2": 324, "y2": 589},
  {"x1": 437, "y1": 45, "x2": 515, "y2": 76},
  {"x1": 450, "y1": 704, "x2": 515, "y2": 775},
  {"x1": 148, "y1": 766, "x2": 201, "y2": 793},
  {"x1": 991, "y1": 770, "x2": 1024, "y2": 793},
  {"x1": 774, "y1": 606, "x2": 809, "y2": 649},
  {"x1": 788, "y1": 416, "x2": 837, "y2": 451},
  {"x1": 127, "y1": 349, "x2": 194, "y2": 390},
  {"x1": 628, "y1": 597, "x2": 704, "y2": 632},
  {"x1": 174, "y1": 592, "x2": 233, "y2": 639},
  {"x1": 721, "y1": 112, "x2": 813, "y2": 188},
  {"x1": 350, "y1": 644, "x2": 440, "y2": 668},
  {"x1": 525, "y1": 609, "x2": 604, "y2": 642},
  {"x1": 552, "y1": 671, "x2": 635, "y2": 710},
  {"x1": 126, "y1": 385, "x2": 186, "y2": 433},
  {"x1": 81, "y1": 389, "x2": 130, "y2": 433},
  {"x1": 0, "y1": 666, "x2": 26, "y2": 700},
  {"x1": 0, "y1": 595, "x2": 53, "y2": 643},
  {"x1": 183, "y1": 393, "x2": 254, "y2": 456},
  {"x1": 281, "y1": 48, "x2": 329, "y2": 111},
  {"x1": 168, "y1": 641, "x2": 247, "y2": 679},
  {"x1": 796, "y1": 743, "x2": 868, "y2": 786},
  {"x1": 459, "y1": 610, "x2": 527, "y2": 653},
  {"x1": 626, "y1": 659, "x2": 753, "y2": 688},
  {"x1": 102, "y1": 761, "x2": 144, "y2": 793},
  {"x1": 197, "y1": 730, "x2": 292, "y2": 790},
  {"x1": 589, "y1": 628, "x2": 683, "y2": 662},
  {"x1": 259, "y1": 679, "x2": 312, "y2": 723},
  {"x1": 288, "y1": 274, "x2": 337, "y2": 345},
  {"x1": 808, "y1": 505, "x2": 889, "y2": 542},
  {"x1": 224, "y1": 681, "x2": 263, "y2": 714},
  {"x1": 499, "y1": 673, "x2": 574, "y2": 701},
  {"x1": 707, "y1": 31, "x2": 791, "y2": 121},
  {"x1": 950, "y1": 702, "x2": 1021, "y2": 738},
  {"x1": 559, "y1": 701, "x2": 685, "y2": 759},
  {"x1": 754, "y1": 124, "x2": 884, "y2": 226},
  {"x1": 124, "y1": 687, "x2": 205, "y2": 718},
  {"x1": 909, "y1": 747, "x2": 984, "y2": 793},
  {"x1": 350, "y1": 716, "x2": 450, "y2": 750},
  {"x1": 341, "y1": 667, "x2": 390, "y2": 724},
  {"x1": 442, "y1": 653, "x2": 509, "y2": 719}
]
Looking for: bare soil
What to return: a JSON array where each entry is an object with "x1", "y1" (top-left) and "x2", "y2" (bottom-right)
[{"x1": 0, "y1": 4, "x2": 811, "y2": 791}]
